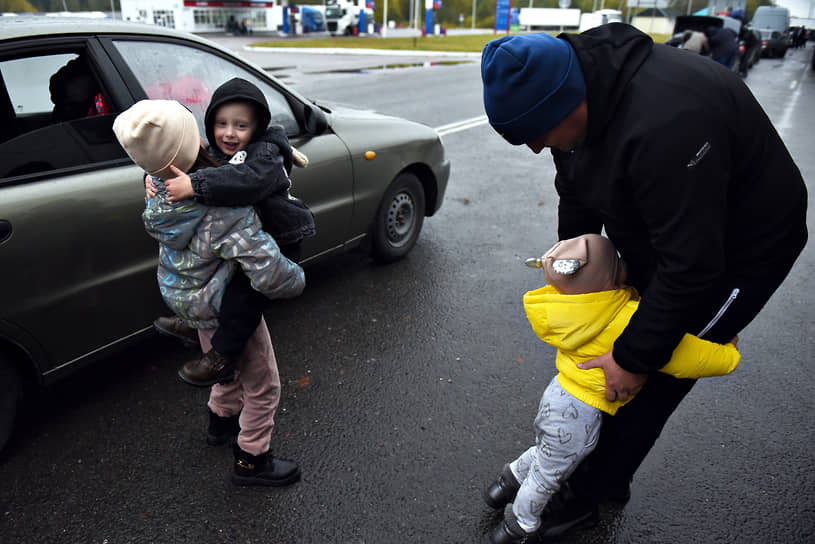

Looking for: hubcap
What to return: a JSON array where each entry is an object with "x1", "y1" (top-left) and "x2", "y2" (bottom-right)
[{"x1": 386, "y1": 192, "x2": 415, "y2": 246}]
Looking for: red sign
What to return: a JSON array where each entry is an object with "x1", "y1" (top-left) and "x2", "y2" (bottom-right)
[{"x1": 183, "y1": 1, "x2": 276, "y2": 7}]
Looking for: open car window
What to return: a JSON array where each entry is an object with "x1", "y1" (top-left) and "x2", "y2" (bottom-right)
[{"x1": 112, "y1": 39, "x2": 299, "y2": 138}]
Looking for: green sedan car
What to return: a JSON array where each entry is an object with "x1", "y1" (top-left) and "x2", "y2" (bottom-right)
[{"x1": 0, "y1": 16, "x2": 449, "y2": 452}]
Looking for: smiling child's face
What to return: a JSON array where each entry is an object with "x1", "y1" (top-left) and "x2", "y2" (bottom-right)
[{"x1": 212, "y1": 102, "x2": 256, "y2": 157}]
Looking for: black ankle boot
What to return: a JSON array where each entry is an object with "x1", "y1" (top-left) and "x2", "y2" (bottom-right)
[
  {"x1": 231, "y1": 444, "x2": 301, "y2": 487},
  {"x1": 536, "y1": 482, "x2": 599, "y2": 539},
  {"x1": 206, "y1": 410, "x2": 239, "y2": 446},
  {"x1": 488, "y1": 512, "x2": 530, "y2": 544},
  {"x1": 483, "y1": 464, "x2": 521, "y2": 510}
]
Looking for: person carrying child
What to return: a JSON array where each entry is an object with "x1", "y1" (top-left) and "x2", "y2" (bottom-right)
[
  {"x1": 483, "y1": 234, "x2": 741, "y2": 543},
  {"x1": 146, "y1": 77, "x2": 315, "y2": 399},
  {"x1": 114, "y1": 99, "x2": 305, "y2": 487}
]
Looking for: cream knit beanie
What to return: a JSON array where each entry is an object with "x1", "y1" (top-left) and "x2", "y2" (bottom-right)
[{"x1": 113, "y1": 99, "x2": 200, "y2": 180}]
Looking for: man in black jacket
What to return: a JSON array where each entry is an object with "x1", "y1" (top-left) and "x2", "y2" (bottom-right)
[{"x1": 480, "y1": 24, "x2": 807, "y2": 541}]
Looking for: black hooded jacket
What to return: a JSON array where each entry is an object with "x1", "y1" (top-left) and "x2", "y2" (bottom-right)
[
  {"x1": 189, "y1": 77, "x2": 315, "y2": 247},
  {"x1": 552, "y1": 24, "x2": 807, "y2": 373}
]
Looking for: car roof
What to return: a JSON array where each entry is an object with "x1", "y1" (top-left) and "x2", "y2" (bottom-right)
[
  {"x1": 0, "y1": 15, "x2": 315, "y2": 112},
  {"x1": 0, "y1": 15, "x2": 213, "y2": 46}
]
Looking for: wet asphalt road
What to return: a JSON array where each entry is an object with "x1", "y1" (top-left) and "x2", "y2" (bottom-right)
[{"x1": 1, "y1": 34, "x2": 814, "y2": 543}]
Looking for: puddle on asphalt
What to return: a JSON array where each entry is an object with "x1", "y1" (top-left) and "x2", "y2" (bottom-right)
[{"x1": 305, "y1": 60, "x2": 474, "y2": 74}]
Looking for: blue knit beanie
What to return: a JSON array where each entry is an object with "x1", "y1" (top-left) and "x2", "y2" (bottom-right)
[{"x1": 481, "y1": 33, "x2": 586, "y2": 146}]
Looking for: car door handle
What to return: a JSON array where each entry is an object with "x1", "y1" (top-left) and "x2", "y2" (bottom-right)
[{"x1": 0, "y1": 220, "x2": 11, "y2": 243}]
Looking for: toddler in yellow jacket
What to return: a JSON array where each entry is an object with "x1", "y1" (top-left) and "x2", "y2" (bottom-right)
[{"x1": 484, "y1": 234, "x2": 740, "y2": 544}]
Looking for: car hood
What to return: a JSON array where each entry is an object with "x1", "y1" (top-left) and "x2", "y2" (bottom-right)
[
  {"x1": 312, "y1": 100, "x2": 443, "y2": 151},
  {"x1": 314, "y1": 100, "x2": 407, "y2": 123}
]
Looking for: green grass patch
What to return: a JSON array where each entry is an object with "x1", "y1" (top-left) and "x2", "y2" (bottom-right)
[
  {"x1": 251, "y1": 31, "x2": 673, "y2": 53},
  {"x1": 251, "y1": 34, "x2": 542, "y2": 53}
]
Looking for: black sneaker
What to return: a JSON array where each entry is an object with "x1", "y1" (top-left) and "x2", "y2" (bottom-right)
[
  {"x1": 206, "y1": 410, "x2": 240, "y2": 446},
  {"x1": 536, "y1": 482, "x2": 599, "y2": 540},
  {"x1": 231, "y1": 444, "x2": 301, "y2": 487},
  {"x1": 154, "y1": 316, "x2": 199, "y2": 347}
]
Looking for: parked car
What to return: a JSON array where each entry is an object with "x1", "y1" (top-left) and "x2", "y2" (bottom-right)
[
  {"x1": 0, "y1": 16, "x2": 450, "y2": 452},
  {"x1": 665, "y1": 15, "x2": 742, "y2": 72},
  {"x1": 755, "y1": 28, "x2": 790, "y2": 58},
  {"x1": 749, "y1": 5, "x2": 791, "y2": 58},
  {"x1": 739, "y1": 27, "x2": 762, "y2": 74}
]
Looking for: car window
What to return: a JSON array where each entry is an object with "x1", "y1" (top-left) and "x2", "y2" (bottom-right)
[
  {"x1": 0, "y1": 51, "x2": 124, "y2": 181},
  {"x1": 112, "y1": 40, "x2": 299, "y2": 137}
]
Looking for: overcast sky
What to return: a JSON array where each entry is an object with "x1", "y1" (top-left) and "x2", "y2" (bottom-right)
[{"x1": 775, "y1": 0, "x2": 815, "y2": 19}]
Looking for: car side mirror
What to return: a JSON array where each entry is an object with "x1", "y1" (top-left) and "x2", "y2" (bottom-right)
[{"x1": 303, "y1": 103, "x2": 328, "y2": 135}]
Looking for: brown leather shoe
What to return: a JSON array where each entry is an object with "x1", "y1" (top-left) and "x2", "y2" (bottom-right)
[
  {"x1": 178, "y1": 349, "x2": 236, "y2": 387},
  {"x1": 154, "y1": 316, "x2": 199, "y2": 347}
]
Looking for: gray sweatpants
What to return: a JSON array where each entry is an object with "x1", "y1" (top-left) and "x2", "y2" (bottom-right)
[{"x1": 509, "y1": 376, "x2": 603, "y2": 532}]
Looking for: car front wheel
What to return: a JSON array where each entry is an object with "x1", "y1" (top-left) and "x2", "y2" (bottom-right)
[
  {"x1": 371, "y1": 172, "x2": 425, "y2": 263},
  {"x1": 0, "y1": 356, "x2": 22, "y2": 453}
]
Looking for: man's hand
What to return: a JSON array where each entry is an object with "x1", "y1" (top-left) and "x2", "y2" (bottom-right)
[
  {"x1": 578, "y1": 351, "x2": 648, "y2": 402},
  {"x1": 164, "y1": 165, "x2": 194, "y2": 202}
]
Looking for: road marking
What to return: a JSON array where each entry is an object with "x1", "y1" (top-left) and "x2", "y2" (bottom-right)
[
  {"x1": 436, "y1": 115, "x2": 489, "y2": 136},
  {"x1": 777, "y1": 63, "x2": 808, "y2": 137}
]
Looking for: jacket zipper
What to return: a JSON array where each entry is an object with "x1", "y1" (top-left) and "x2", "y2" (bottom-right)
[{"x1": 697, "y1": 288, "x2": 740, "y2": 338}]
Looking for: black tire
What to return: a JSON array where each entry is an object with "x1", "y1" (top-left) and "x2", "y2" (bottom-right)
[
  {"x1": 371, "y1": 172, "x2": 425, "y2": 263},
  {"x1": 0, "y1": 357, "x2": 23, "y2": 453}
]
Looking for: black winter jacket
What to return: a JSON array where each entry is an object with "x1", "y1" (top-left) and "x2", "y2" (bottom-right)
[
  {"x1": 552, "y1": 24, "x2": 807, "y2": 373},
  {"x1": 189, "y1": 77, "x2": 315, "y2": 246}
]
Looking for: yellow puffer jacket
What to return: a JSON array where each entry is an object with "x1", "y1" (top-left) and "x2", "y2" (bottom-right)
[{"x1": 523, "y1": 285, "x2": 740, "y2": 415}]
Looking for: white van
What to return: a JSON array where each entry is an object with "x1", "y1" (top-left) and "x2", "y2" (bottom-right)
[
  {"x1": 751, "y1": 6, "x2": 790, "y2": 33},
  {"x1": 750, "y1": 6, "x2": 791, "y2": 57}
]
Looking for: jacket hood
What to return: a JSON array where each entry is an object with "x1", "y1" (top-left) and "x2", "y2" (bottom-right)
[
  {"x1": 523, "y1": 285, "x2": 638, "y2": 352},
  {"x1": 559, "y1": 23, "x2": 652, "y2": 145},
  {"x1": 204, "y1": 77, "x2": 271, "y2": 150}
]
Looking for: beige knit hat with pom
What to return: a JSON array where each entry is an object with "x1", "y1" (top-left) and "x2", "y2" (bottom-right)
[{"x1": 113, "y1": 99, "x2": 200, "y2": 180}]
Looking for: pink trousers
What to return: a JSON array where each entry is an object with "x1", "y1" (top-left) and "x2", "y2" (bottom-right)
[{"x1": 197, "y1": 317, "x2": 281, "y2": 456}]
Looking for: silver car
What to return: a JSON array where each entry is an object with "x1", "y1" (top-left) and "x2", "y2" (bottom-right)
[{"x1": 0, "y1": 16, "x2": 449, "y2": 451}]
